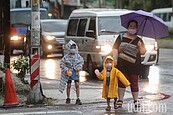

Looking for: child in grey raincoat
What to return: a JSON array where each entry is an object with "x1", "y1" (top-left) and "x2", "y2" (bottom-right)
[{"x1": 59, "y1": 40, "x2": 84, "y2": 105}]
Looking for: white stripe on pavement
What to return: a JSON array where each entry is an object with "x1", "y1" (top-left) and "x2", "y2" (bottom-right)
[{"x1": 0, "y1": 110, "x2": 83, "y2": 115}]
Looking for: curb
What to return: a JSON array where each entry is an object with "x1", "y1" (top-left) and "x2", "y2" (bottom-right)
[{"x1": 157, "y1": 39, "x2": 173, "y2": 49}]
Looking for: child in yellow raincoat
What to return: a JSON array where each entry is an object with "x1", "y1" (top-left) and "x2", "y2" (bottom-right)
[{"x1": 95, "y1": 56, "x2": 130, "y2": 111}]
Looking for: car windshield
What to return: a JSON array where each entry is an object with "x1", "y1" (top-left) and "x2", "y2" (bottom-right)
[
  {"x1": 98, "y1": 16, "x2": 127, "y2": 35},
  {"x1": 11, "y1": 10, "x2": 47, "y2": 25},
  {"x1": 41, "y1": 21, "x2": 67, "y2": 32}
]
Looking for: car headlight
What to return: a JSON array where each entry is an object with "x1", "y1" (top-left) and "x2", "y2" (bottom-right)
[
  {"x1": 145, "y1": 45, "x2": 154, "y2": 51},
  {"x1": 96, "y1": 45, "x2": 112, "y2": 55},
  {"x1": 154, "y1": 42, "x2": 158, "y2": 50},
  {"x1": 46, "y1": 35, "x2": 55, "y2": 40},
  {"x1": 47, "y1": 45, "x2": 52, "y2": 49},
  {"x1": 10, "y1": 36, "x2": 21, "y2": 41},
  {"x1": 24, "y1": 37, "x2": 27, "y2": 42}
]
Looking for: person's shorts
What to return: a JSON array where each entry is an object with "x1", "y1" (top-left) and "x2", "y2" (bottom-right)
[{"x1": 67, "y1": 79, "x2": 79, "y2": 83}]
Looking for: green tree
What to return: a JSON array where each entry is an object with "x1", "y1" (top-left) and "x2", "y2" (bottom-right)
[
  {"x1": 151, "y1": 0, "x2": 172, "y2": 10},
  {"x1": 115, "y1": 0, "x2": 172, "y2": 11}
]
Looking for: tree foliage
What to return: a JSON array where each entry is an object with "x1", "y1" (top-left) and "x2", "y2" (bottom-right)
[
  {"x1": 84, "y1": 0, "x2": 172, "y2": 11},
  {"x1": 114, "y1": 0, "x2": 172, "y2": 11}
]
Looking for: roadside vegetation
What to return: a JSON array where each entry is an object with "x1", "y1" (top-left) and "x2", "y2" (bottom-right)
[{"x1": 162, "y1": 31, "x2": 173, "y2": 40}]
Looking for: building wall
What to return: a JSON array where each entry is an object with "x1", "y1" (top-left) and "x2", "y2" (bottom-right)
[{"x1": 10, "y1": 0, "x2": 31, "y2": 8}]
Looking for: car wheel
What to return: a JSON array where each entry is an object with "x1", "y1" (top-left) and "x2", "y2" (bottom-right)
[
  {"x1": 140, "y1": 65, "x2": 150, "y2": 79},
  {"x1": 87, "y1": 56, "x2": 94, "y2": 79}
]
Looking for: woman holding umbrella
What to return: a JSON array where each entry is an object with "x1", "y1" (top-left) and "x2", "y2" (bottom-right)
[{"x1": 112, "y1": 20, "x2": 146, "y2": 108}]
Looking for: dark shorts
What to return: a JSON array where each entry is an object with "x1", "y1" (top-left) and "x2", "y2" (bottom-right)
[
  {"x1": 118, "y1": 73, "x2": 139, "y2": 92},
  {"x1": 67, "y1": 79, "x2": 79, "y2": 83}
]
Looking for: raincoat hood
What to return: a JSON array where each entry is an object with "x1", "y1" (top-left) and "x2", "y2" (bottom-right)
[
  {"x1": 103, "y1": 56, "x2": 115, "y2": 70},
  {"x1": 66, "y1": 40, "x2": 78, "y2": 54}
]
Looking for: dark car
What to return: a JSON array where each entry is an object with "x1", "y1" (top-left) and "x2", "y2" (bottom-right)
[
  {"x1": 10, "y1": 8, "x2": 48, "y2": 54},
  {"x1": 40, "y1": 19, "x2": 67, "y2": 58}
]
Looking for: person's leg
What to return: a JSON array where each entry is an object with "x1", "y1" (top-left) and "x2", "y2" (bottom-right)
[
  {"x1": 129, "y1": 74, "x2": 140, "y2": 107},
  {"x1": 132, "y1": 92, "x2": 138, "y2": 101},
  {"x1": 107, "y1": 98, "x2": 110, "y2": 107},
  {"x1": 106, "y1": 98, "x2": 111, "y2": 111},
  {"x1": 118, "y1": 87, "x2": 126, "y2": 101},
  {"x1": 117, "y1": 73, "x2": 129, "y2": 107},
  {"x1": 75, "y1": 80, "x2": 80, "y2": 98},
  {"x1": 118, "y1": 73, "x2": 129, "y2": 101},
  {"x1": 67, "y1": 80, "x2": 71, "y2": 98},
  {"x1": 114, "y1": 98, "x2": 118, "y2": 109},
  {"x1": 75, "y1": 80, "x2": 82, "y2": 105},
  {"x1": 66, "y1": 80, "x2": 71, "y2": 104}
]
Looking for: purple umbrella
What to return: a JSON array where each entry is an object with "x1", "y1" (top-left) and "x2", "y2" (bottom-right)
[{"x1": 120, "y1": 10, "x2": 169, "y2": 39}]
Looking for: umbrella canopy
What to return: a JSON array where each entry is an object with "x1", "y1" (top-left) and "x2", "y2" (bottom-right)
[{"x1": 120, "y1": 10, "x2": 169, "y2": 39}]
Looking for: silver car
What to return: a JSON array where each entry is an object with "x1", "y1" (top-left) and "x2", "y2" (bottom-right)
[{"x1": 40, "y1": 19, "x2": 67, "y2": 58}]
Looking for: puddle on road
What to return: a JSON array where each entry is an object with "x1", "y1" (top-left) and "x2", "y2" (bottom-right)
[{"x1": 144, "y1": 66, "x2": 159, "y2": 93}]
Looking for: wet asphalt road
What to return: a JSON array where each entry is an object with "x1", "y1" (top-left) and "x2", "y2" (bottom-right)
[
  {"x1": 1, "y1": 48, "x2": 173, "y2": 114},
  {"x1": 39, "y1": 48, "x2": 173, "y2": 114}
]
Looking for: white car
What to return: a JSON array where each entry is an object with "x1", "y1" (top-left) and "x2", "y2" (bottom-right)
[
  {"x1": 65, "y1": 8, "x2": 159, "y2": 79},
  {"x1": 140, "y1": 37, "x2": 159, "y2": 79}
]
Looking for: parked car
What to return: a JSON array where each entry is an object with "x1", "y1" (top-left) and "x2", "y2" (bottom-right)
[
  {"x1": 10, "y1": 8, "x2": 48, "y2": 54},
  {"x1": 151, "y1": 7, "x2": 173, "y2": 31},
  {"x1": 40, "y1": 19, "x2": 67, "y2": 58},
  {"x1": 64, "y1": 8, "x2": 159, "y2": 79}
]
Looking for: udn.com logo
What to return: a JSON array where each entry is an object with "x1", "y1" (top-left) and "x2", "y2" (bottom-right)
[{"x1": 127, "y1": 100, "x2": 167, "y2": 113}]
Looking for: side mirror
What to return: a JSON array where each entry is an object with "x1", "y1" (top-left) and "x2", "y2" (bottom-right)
[{"x1": 86, "y1": 30, "x2": 95, "y2": 38}]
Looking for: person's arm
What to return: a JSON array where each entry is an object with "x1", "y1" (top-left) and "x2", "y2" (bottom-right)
[
  {"x1": 74, "y1": 54, "x2": 84, "y2": 71},
  {"x1": 60, "y1": 56, "x2": 70, "y2": 75},
  {"x1": 137, "y1": 39, "x2": 146, "y2": 55},
  {"x1": 112, "y1": 36, "x2": 121, "y2": 66},
  {"x1": 112, "y1": 49, "x2": 118, "y2": 66},
  {"x1": 95, "y1": 69, "x2": 104, "y2": 80}
]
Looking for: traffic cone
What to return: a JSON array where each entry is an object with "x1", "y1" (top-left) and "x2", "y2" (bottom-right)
[{"x1": 1, "y1": 68, "x2": 19, "y2": 108}]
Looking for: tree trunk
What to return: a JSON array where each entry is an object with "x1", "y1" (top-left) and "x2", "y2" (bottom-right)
[
  {"x1": 61, "y1": 0, "x2": 64, "y2": 18},
  {"x1": 99, "y1": 0, "x2": 101, "y2": 8},
  {"x1": 143, "y1": 0, "x2": 146, "y2": 10}
]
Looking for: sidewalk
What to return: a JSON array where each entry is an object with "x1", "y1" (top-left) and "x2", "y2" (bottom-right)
[{"x1": 42, "y1": 79, "x2": 165, "y2": 105}]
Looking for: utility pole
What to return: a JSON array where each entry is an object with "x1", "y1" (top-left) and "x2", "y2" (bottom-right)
[
  {"x1": 2, "y1": 0, "x2": 10, "y2": 68},
  {"x1": 27, "y1": 0, "x2": 43, "y2": 104},
  {"x1": 143, "y1": 0, "x2": 146, "y2": 11}
]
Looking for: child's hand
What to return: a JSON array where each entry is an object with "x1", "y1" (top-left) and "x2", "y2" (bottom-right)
[
  {"x1": 94, "y1": 69, "x2": 100, "y2": 76},
  {"x1": 76, "y1": 71, "x2": 79, "y2": 76},
  {"x1": 76, "y1": 68, "x2": 80, "y2": 72},
  {"x1": 67, "y1": 70, "x2": 72, "y2": 76},
  {"x1": 75, "y1": 68, "x2": 80, "y2": 76}
]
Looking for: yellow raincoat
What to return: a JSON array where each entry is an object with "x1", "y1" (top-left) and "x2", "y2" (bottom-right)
[{"x1": 97, "y1": 56, "x2": 130, "y2": 99}]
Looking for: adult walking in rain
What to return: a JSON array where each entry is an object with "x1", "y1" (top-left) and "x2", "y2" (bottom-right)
[
  {"x1": 112, "y1": 20, "x2": 146, "y2": 108},
  {"x1": 112, "y1": 9, "x2": 169, "y2": 108}
]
